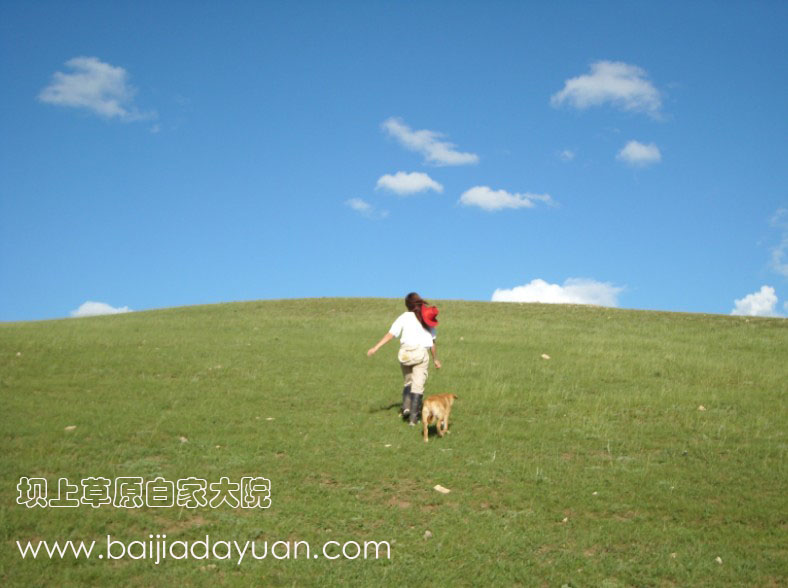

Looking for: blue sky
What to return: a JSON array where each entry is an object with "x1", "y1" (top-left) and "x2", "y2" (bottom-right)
[{"x1": 2, "y1": 0, "x2": 787, "y2": 321}]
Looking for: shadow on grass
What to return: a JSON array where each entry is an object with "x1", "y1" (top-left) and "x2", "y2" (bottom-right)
[
  {"x1": 368, "y1": 402, "x2": 401, "y2": 413},
  {"x1": 422, "y1": 424, "x2": 450, "y2": 440}
]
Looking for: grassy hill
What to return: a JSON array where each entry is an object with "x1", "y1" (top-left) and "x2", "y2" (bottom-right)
[{"x1": 1, "y1": 298, "x2": 786, "y2": 586}]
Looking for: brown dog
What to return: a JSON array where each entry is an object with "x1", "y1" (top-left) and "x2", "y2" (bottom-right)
[{"x1": 422, "y1": 394, "x2": 458, "y2": 443}]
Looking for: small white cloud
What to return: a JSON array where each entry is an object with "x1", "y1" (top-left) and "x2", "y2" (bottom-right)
[
  {"x1": 345, "y1": 198, "x2": 388, "y2": 219},
  {"x1": 376, "y1": 171, "x2": 443, "y2": 195},
  {"x1": 459, "y1": 186, "x2": 554, "y2": 212},
  {"x1": 346, "y1": 197, "x2": 372, "y2": 213},
  {"x1": 550, "y1": 60, "x2": 662, "y2": 117},
  {"x1": 559, "y1": 149, "x2": 575, "y2": 162},
  {"x1": 616, "y1": 140, "x2": 661, "y2": 166},
  {"x1": 771, "y1": 239, "x2": 788, "y2": 277},
  {"x1": 71, "y1": 301, "x2": 132, "y2": 318},
  {"x1": 769, "y1": 208, "x2": 788, "y2": 277},
  {"x1": 38, "y1": 56, "x2": 154, "y2": 121},
  {"x1": 493, "y1": 278, "x2": 624, "y2": 307},
  {"x1": 381, "y1": 117, "x2": 479, "y2": 166},
  {"x1": 731, "y1": 286, "x2": 780, "y2": 317}
]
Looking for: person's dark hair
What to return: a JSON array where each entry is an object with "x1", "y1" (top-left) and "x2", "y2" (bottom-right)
[{"x1": 405, "y1": 292, "x2": 431, "y2": 330}]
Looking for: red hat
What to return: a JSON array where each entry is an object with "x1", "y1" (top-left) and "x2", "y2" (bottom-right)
[{"x1": 421, "y1": 305, "x2": 439, "y2": 327}]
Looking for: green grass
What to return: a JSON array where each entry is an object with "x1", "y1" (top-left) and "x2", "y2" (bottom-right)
[{"x1": 1, "y1": 298, "x2": 786, "y2": 586}]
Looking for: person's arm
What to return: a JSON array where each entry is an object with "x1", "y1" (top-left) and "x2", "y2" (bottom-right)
[
  {"x1": 430, "y1": 342, "x2": 441, "y2": 369},
  {"x1": 367, "y1": 332, "x2": 394, "y2": 356}
]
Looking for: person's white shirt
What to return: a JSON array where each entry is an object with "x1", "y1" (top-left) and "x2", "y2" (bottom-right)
[{"x1": 388, "y1": 311, "x2": 436, "y2": 349}]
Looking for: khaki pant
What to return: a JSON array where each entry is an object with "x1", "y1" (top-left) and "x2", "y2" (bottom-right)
[{"x1": 400, "y1": 353, "x2": 429, "y2": 396}]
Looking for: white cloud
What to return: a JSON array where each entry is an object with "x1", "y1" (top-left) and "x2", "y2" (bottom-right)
[
  {"x1": 731, "y1": 286, "x2": 780, "y2": 317},
  {"x1": 345, "y1": 198, "x2": 388, "y2": 219},
  {"x1": 771, "y1": 238, "x2": 788, "y2": 277},
  {"x1": 770, "y1": 208, "x2": 788, "y2": 277},
  {"x1": 381, "y1": 117, "x2": 479, "y2": 166},
  {"x1": 459, "y1": 186, "x2": 554, "y2": 212},
  {"x1": 346, "y1": 198, "x2": 373, "y2": 214},
  {"x1": 559, "y1": 149, "x2": 575, "y2": 162},
  {"x1": 616, "y1": 140, "x2": 661, "y2": 166},
  {"x1": 38, "y1": 56, "x2": 154, "y2": 121},
  {"x1": 550, "y1": 60, "x2": 662, "y2": 117},
  {"x1": 493, "y1": 278, "x2": 624, "y2": 307},
  {"x1": 376, "y1": 171, "x2": 443, "y2": 195},
  {"x1": 71, "y1": 301, "x2": 132, "y2": 318}
]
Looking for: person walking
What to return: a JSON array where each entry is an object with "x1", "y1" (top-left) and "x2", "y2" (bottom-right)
[{"x1": 367, "y1": 292, "x2": 441, "y2": 425}]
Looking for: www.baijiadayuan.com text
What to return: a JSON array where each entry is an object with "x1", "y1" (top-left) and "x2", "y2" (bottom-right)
[{"x1": 17, "y1": 535, "x2": 392, "y2": 564}]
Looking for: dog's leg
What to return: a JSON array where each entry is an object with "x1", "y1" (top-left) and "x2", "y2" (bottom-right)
[
  {"x1": 437, "y1": 417, "x2": 445, "y2": 437},
  {"x1": 422, "y1": 411, "x2": 429, "y2": 443}
]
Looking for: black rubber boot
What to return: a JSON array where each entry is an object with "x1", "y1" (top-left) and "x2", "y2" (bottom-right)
[
  {"x1": 400, "y1": 385, "x2": 412, "y2": 419},
  {"x1": 409, "y1": 393, "x2": 423, "y2": 426}
]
